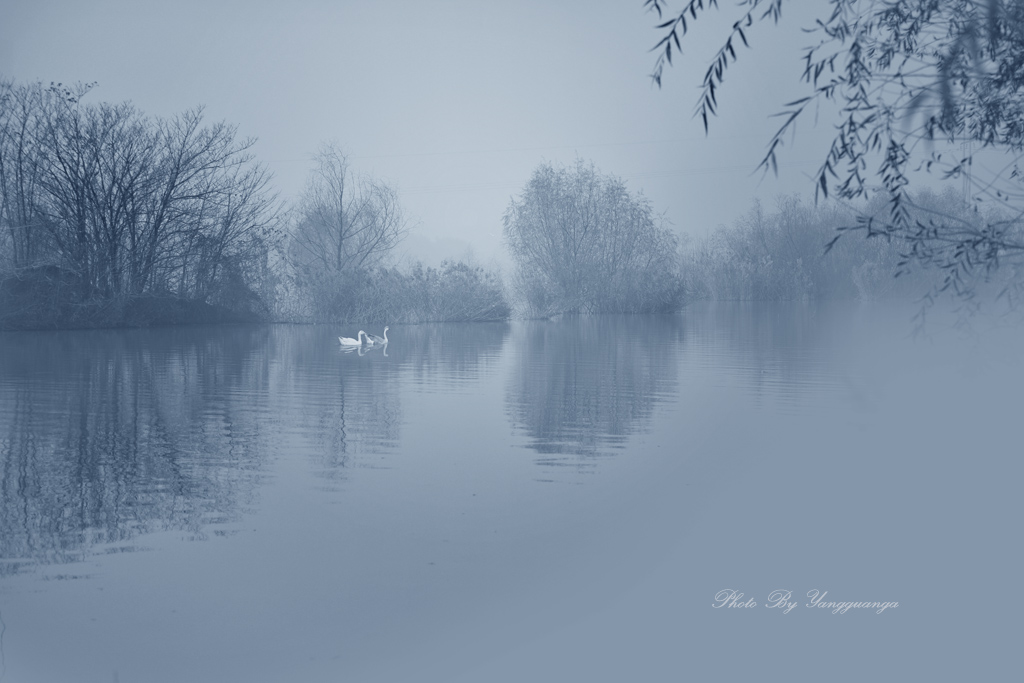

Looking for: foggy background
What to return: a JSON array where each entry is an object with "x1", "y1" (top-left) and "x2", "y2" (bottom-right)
[{"x1": 0, "y1": 0, "x2": 835, "y2": 267}]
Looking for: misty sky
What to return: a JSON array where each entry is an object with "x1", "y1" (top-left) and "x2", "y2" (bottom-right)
[{"x1": 1, "y1": 0, "x2": 837, "y2": 265}]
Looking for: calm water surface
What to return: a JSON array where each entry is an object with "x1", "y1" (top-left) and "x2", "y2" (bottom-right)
[{"x1": 0, "y1": 304, "x2": 1020, "y2": 682}]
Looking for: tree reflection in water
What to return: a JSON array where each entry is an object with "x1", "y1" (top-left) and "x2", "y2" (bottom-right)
[
  {"x1": 0, "y1": 322, "x2": 514, "y2": 576},
  {"x1": 388, "y1": 321, "x2": 510, "y2": 388},
  {"x1": 681, "y1": 302, "x2": 861, "y2": 412},
  {"x1": 270, "y1": 325, "x2": 404, "y2": 481},
  {"x1": 0, "y1": 326, "x2": 274, "y2": 577},
  {"x1": 505, "y1": 315, "x2": 684, "y2": 464}
]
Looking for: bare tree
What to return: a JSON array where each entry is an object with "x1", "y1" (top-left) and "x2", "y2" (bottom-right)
[
  {"x1": 0, "y1": 80, "x2": 55, "y2": 270},
  {"x1": 292, "y1": 143, "x2": 406, "y2": 273},
  {"x1": 0, "y1": 79, "x2": 281, "y2": 327},
  {"x1": 145, "y1": 108, "x2": 281, "y2": 304},
  {"x1": 289, "y1": 143, "x2": 407, "y2": 319}
]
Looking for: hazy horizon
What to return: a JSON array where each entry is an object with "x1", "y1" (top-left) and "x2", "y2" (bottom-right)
[{"x1": 1, "y1": 0, "x2": 844, "y2": 266}]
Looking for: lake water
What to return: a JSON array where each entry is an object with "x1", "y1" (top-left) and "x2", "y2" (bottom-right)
[{"x1": 0, "y1": 303, "x2": 1020, "y2": 682}]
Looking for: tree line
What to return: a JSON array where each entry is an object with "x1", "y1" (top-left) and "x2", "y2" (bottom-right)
[
  {"x1": 0, "y1": 80, "x2": 511, "y2": 328},
  {"x1": 1, "y1": 77, "x2": 967, "y2": 330},
  {"x1": 680, "y1": 191, "x2": 963, "y2": 303}
]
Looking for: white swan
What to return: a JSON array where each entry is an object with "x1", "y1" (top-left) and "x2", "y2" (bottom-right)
[
  {"x1": 366, "y1": 326, "x2": 389, "y2": 346},
  {"x1": 338, "y1": 331, "x2": 367, "y2": 346}
]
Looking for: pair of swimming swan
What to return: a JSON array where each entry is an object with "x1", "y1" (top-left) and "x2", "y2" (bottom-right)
[{"x1": 338, "y1": 326, "x2": 389, "y2": 347}]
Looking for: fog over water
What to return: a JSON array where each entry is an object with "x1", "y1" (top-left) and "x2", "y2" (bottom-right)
[
  {"x1": 2, "y1": 3, "x2": 1023, "y2": 681},
  {"x1": 0, "y1": 303, "x2": 1020, "y2": 682},
  {"x1": 0, "y1": 1, "x2": 834, "y2": 262}
]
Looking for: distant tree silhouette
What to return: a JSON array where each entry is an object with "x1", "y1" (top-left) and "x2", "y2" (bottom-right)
[
  {"x1": 504, "y1": 159, "x2": 681, "y2": 315},
  {"x1": 288, "y1": 143, "x2": 407, "y2": 320}
]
